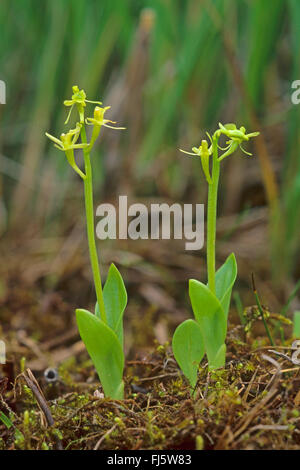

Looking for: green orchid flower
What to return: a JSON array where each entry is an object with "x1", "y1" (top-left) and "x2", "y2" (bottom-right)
[
  {"x1": 64, "y1": 85, "x2": 102, "y2": 124},
  {"x1": 217, "y1": 123, "x2": 260, "y2": 162},
  {"x1": 45, "y1": 123, "x2": 88, "y2": 179},
  {"x1": 86, "y1": 106, "x2": 125, "y2": 149},
  {"x1": 180, "y1": 138, "x2": 213, "y2": 184}
]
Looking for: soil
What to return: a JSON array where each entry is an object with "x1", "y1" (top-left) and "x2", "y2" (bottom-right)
[{"x1": 0, "y1": 233, "x2": 299, "y2": 451}]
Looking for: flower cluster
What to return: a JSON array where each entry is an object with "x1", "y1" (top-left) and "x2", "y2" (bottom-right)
[
  {"x1": 46, "y1": 86, "x2": 124, "y2": 179},
  {"x1": 216, "y1": 123, "x2": 260, "y2": 162},
  {"x1": 180, "y1": 123, "x2": 259, "y2": 183}
]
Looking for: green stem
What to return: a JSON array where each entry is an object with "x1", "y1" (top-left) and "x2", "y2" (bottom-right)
[
  {"x1": 80, "y1": 123, "x2": 107, "y2": 324},
  {"x1": 207, "y1": 138, "x2": 220, "y2": 294}
]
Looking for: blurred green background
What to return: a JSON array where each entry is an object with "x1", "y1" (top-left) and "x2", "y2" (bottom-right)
[{"x1": 0, "y1": 0, "x2": 300, "y2": 295}]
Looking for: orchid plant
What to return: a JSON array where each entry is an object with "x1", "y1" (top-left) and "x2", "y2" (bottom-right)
[
  {"x1": 172, "y1": 123, "x2": 260, "y2": 392},
  {"x1": 46, "y1": 86, "x2": 126, "y2": 399}
]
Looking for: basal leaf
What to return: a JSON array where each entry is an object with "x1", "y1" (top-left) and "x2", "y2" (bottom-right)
[
  {"x1": 95, "y1": 263, "x2": 127, "y2": 347},
  {"x1": 209, "y1": 343, "x2": 226, "y2": 370},
  {"x1": 76, "y1": 308, "x2": 124, "y2": 399},
  {"x1": 215, "y1": 253, "x2": 237, "y2": 318},
  {"x1": 189, "y1": 279, "x2": 226, "y2": 369},
  {"x1": 172, "y1": 319, "x2": 205, "y2": 391}
]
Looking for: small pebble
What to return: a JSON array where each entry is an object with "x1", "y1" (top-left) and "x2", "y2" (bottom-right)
[{"x1": 94, "y1": 389, "x2": 104, "y2": 399}]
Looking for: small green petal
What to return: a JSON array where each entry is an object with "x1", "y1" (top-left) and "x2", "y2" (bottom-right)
[
  {"x1": 239, "y1": 144, "x2": 252, "y2": 156},
  {"x1": 206, "y1": 132, "x2": 213, "y2": 145},
  {"x1": 85, "y1": 118, "x2": 97, "y2": 126},
  {"x1": 179, "y1": 149, "x2": 197, "y2": 156},
  {"x1": 72, "y1": 143, "x2": 89, "y2": 149},
  {"x1": 103, "y1": 123, "x2": 126, "y2": 130},
  {"x1": 45, "y1": 132, "x2": 62, "y2": 146},
  {"x1": 224, "y1": 123, "x2": 237, "y2": 130},
  {"x1": 86, "y1": 99, "x2": 103, "y2": 105},
  {"x1": 64, "y1": 104, "x2": 74, "y2": 124}
]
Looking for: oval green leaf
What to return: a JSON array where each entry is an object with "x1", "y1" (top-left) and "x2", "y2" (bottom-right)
[
  {"x1": 189, "y1": 279, "x2": 226, "y2": 369},
  {"x1": 95, "y1": 263, "x2": 127, "y2": 347},
  {"x1": 215, "y1": 253, "x2": 237, "y2": 318},
  {"x1": 76, "y1": 308, "x2": 124, "y2": 399},
  {"x1": 172, "y1": 319, "x2": 204, "y2": 391}
]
